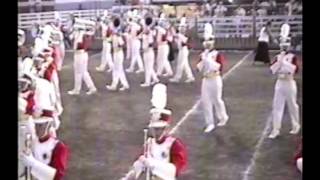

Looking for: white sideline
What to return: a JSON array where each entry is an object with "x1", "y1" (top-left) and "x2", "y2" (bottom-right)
[
  {"x1": 242, "y1": 115, "x2": 272, "y2": 180},
  {"x1": 169, "y1": 51, "x2": 253, "y2": 134}
]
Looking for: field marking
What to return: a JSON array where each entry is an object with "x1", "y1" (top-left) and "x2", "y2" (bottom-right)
[
  {"x1": 242, "y1": 114, "x2": 272, "y2": 180},
  {"x1": 169, "y1": 51, "x2": 253, "y2": 134}
]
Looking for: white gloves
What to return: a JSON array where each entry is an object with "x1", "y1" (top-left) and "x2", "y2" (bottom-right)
[{"x1": 20, "y1": 151, "x2": 36, "y2": 167}]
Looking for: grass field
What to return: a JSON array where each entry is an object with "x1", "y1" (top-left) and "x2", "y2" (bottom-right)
[{"x1": 32, "y1": 49, "x2": 302, "y2": 180}]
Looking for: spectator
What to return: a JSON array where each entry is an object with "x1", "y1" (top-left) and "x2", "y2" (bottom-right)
[
  {"x1": 35, "y1": 0, "x2": 42, "y2": 12},
  {"x1": 257, "y1": 8, "x2": 267, "y2": 16},
  {"x1": 234, "y1": 5, "x2": 246, "y2": 16},
  {"x1": 205, "y1": 2, "x2": 211, "y2": 16},
  {"x1": 259, "y1": 0, "x2": 270, "y2": 9},
  {"x1": 210, "y1": 0, "x2": 218, "y2": 16},
  {"x1": 214, "y1": 1, "x2": 227, "y2": 17},
  {"x1": 296, "y1": 1, "x2": 302, "y2": 14},
  {"x1": 285, "y1": 0, "x2": 296, "y2": 16},
  {"x1": 269, "y1": 0, "x2": 277, "y2": 14}
]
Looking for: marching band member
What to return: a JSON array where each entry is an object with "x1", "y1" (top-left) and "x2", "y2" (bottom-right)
[
  {"x1": 196, "y1": 38, "x2": 229, "y2": 133},
  {"x1": 106, "y1": 17, "x2": 130, "y2": 91},
  {"x1": 140, "y1": 17, "x2": 159, "y2": 87},
  {"x1": 68, "y1": 20, "x2": 97, "y2": 95},
  {"x1": 19, "y1": 116, "x2": 69, "y2": 180},
  {"x1": 34, "y1": 47, "x2": 63, "y2": 116},
  {"x1": 169, "y1": 25, "x2": 195, "y2": 83},
  {"x1": 18, "y1": 72, "x2": 61, "y2": 137},
  {"x1": 268, "y1": 41, "x2": 300, "y2": 139},
  {"x1": 280, "y1": 20, "x2": 291, "y2": 46},
  {"x1": 156, "y1": 21, "x2": 173, "y2": 77},
  {"x1": 49, "y1": 22, "x2": 65, "y2": 71},
  {"x1": 125, "y1": 17, "x2": 144, "y2": 74},
  {"x1": 121, "y1": 84, "x2": 187, "y2": 180},
  {"x1": 203, "y1": 21, "x2": 214, "y2": 41},
  {"x1": 96, "y1": 20, "x2": 114, "y2": 72}
]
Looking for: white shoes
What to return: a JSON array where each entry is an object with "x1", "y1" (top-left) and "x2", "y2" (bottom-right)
[
  {"x1": 289, "y1": 124, "x2": 301, "y2": 134},
  {"x1": 268, "y1": 130, "x2": 280, "y2": 139},
  {"x1": 140, "y1": 83, "x2": 151, "y2": 87},
  {"x1": 96, "y1": 67, "x2": 105, "y2": 72},
  {"x1": 126, "y1": 69, "x2": 134, "y2": 73},
  {"x1": 169, "y1": 78, "x2": 179, "y2": 83},
  {"x1": 151, "y1": 79, "x2": 160, "y2": 85},
  {"x1": 163, "y1": 73, "x2": 173, "y2": 77},
  {"x1": 67, "y1": 89, "x2": 80, "y2": 95},
  {"x1": 86, "y1": 88, "x2": 97, "y2": 95},
  {"x1": 204, "y1": 124, "x2": 215, "y2": 133},
  {"x1": 135, "y1": 69, "x2": 144, "y2": 74},
  {"x1": 119, "y1": 86, "x2": 130, "y2": 91},
  {"x1": 106, "y1": 85, "x2": 117, "y2": 91},
  {"x1": 217, "y1": 118, "x2": 229, "y2": 127},
  {"x1": 185, "y1": 78, "x2": 195, "y2": 83}
]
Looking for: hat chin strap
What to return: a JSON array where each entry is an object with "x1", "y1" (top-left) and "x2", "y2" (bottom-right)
[
  {"x1": 156, "y1": 128, "x2": 169, "y2": 142},
  {"x1": 38, "y1": 122, "x2": 51, "y2": 140}
]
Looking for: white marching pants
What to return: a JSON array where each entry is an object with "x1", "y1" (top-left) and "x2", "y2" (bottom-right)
[
  {"x1": 57, "y1": 43, "x2": 65, "y2": 71},
  {"x1": 172, "y1": 47, "x2": 194, "y2": 80},
  {"x1": 201, "y1": 77, "x2": 229, "y2": 126},
  {"x1": 143, "y1": 50, "x2": 159, "y2": 85},
  {"x1": 110, "y1": 50, "x2": 129, "y2": 88},
  {"x1": 51, "y1": 71, "x2": 63, "y2": 115},
  {"x1": 271, "y1": 79, "x2": 300, "y2": 132},
  {"x1": 73, "y1": 52, "x2": 96, "y2": 92},
  {"x1": 156, "y1": 44, "x2": 173, "y2": 76},
  {"x1": 126, "y1": 36, "x2": 132, "y2": 61},
  {"x1": 98, "y1": 41, "x2": 113, "y2": 70},
  {"x1": 127, "y1": 39, "x2": 144, "y2": 71},
  {"x1": 296, "y1": 157, "x2": 302, "y2": 172},
  {"x1": 54, "y1": 45, "x2": 64, "y2": 71}
]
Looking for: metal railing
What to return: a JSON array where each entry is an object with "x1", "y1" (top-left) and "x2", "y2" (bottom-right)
[{"x1": 18, "y1": 9, "x2": 302, "y2": 37}]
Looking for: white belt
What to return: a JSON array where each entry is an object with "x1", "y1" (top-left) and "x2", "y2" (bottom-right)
[
  {"x1": 277, "y1": 73, "x2": 293, "y2": 80},
  {"x1": 74, "y1": 49, "x2": 86, "y2": 53},
  {"x1": 203, "y1": 71, "x2": 220, "y2": 79}
]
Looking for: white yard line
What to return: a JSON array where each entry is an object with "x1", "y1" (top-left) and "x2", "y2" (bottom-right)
[
  {"x1": 242, "y1": 115, "x2": 272, "y2": 180},
  {"x1": 169, "y1": 51, "x2": 253, "y2": 134}
]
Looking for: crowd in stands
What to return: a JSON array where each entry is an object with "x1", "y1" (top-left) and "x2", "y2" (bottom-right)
[{"x1": 200, "y1": 0, "x2": 302, "y2": 17}]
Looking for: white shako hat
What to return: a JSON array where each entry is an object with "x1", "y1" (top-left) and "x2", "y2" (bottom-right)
[
  {"x1": 149, "y1": 83, "x2": 172, "y2": 128},
  {"x1": 150, "y1": 83, "x2": 167, "y2": 109}
]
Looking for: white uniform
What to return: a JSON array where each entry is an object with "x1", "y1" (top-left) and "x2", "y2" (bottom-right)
[
  {"x1": 19, "y1": 118, "x2": 69, "y2": 180},
  {"x1": 126, "y1": 22, "x2": 144, "y2": 73},
  {"x1": 97, "y1": 23, "x2": 113, "y2": 72},
  {"x1": 52, "y1": 27, "x2": 65, "y2": 71},
  {"x1": 258, "y1": 27, "x2": 270, "y2": 43},
  {"x1": 280, "y1": 23, "x2": 290, "y2": 44},
  {"x1": 107, "y1": 33, "x2": 130, "y2": 90},
  {"x1": 269, "y1": 51, "x2": 300, "y2": 138},
  {"x1": 204, "y1": 22, "x2": 214, "y2": 41},
  {"x1": 129, "y1": 136, "x2": 187, "y2": 180},
  {"x1": 156, "y1": 26, "x2": 173, "y2": 77},
  {"x1": 197, "y1": 49, "x2": 229, "y2": 129},
  {"x1": 69, "y1": 31, "x2": 97, "y2": 95},
  {"x1": 19, "y1": 77, "x2": 60, "y2": 134},
  {"x1": 170, "y1": 33, "x2": 194, "y2": 83},
  {"x1": 141, "y1": 28, "x2": 159, "y2": 87},
  {"x1": 33, "y1": 37, "x2": 49, "y2": 56}
]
